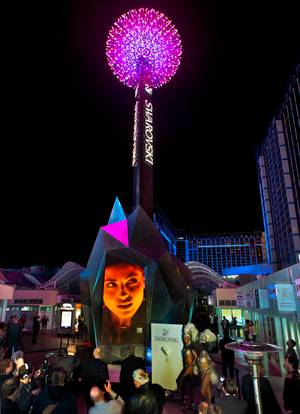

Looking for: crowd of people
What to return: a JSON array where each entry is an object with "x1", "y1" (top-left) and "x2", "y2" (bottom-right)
[
  {"x1": 0, "y1": 336, "x2": 165, "y2": 414},
  {"x1": 0, "y1": 315, "x2": 299, "y2": 414}
]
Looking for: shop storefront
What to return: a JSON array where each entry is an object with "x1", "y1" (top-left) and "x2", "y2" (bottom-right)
[
  {"x1": 237, "y1": 263, "x2": 300, "y2": 376},
  {"x1": 0, "y1": 284, "x2": 14, "y2": 322},
  {"x1": 214, "y1": 288, "x2": 245, "y2": 338},
  {"x1": 6, "y1": 289, "x2": 58, "y2": 330}
]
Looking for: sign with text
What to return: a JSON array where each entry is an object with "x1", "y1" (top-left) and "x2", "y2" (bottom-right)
[
  {"x1": 243, "y1": 291, "x2": 254, "y2": 308},
  {"x1": 275, "y1": 284, "x2": 296, "y2": 312},
  {"x1": 144, "y1": 99, "x2": 154, "y2": 165},
  {"x1": 236, "y1": 293, "x2": 244, "y2": 307},
  {"x1": 61, "y1": 310, "x2": 72, "y2": 328},
  {"x1": 151, "y1": 323, "x2": 183, "y2": 390}
]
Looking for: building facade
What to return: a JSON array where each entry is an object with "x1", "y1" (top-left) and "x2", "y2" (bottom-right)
[
  {"x1": 176, "y1": 232, "x2": 266, "y2": 275},
  {"x1": 257, "y1": 64, "x2": 300, "y2": 270}
]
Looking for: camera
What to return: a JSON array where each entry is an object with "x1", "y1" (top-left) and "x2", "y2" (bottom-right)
[
  {"x1": 40, "y1": 352, "x2": 56, "y2": 384},
  {"x1": 19, "y1": 363, "x2": 33, "y2": 380}
]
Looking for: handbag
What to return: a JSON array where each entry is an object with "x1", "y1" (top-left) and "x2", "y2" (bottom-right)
[{"x1": 42, "y1": 403, "x2": 58, "y2": 414}]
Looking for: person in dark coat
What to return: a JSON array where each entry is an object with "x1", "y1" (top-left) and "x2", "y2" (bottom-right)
[
  {"x1": 81, "y1": 347, "x2": 109, "y2": 405},
  {"x1": 31, "y1": 368, "x2": 77, "y2": 414},
  {"x1": 32, "y1": 315, "x2": 40, "y2": 344},
  {"x1": 56, "y1": 345, "x2": 79, "y2": 383},
  {"x1": 285, "y1": 339, "x2": 298, "y2": 360},
  {"x1": 215, "y1": 378, "x2": 247, "y2": 414},
  {"x1": 283, "y1": 355, "x2": 300, "y2": 414},
  {"x1": 126, "y1": 369, "x2": 165, "y2": 414},
  {"x1": 0, "y1": 376, "x2": 20, "y2": 414},
  {"x1": 41, "y1": 315, "x2": 49, "y2": 332},
  {"x1": 0, "y1": 358, "x2": 14, "y2": 392},
  {"x1": 221, "y1": 317, "x2": 230, "y2": 337},
  {"x1": 218, "y1": 334, "x2": 235, "y2": 379},
  {"x1": 241, "y1": 365, "x2": 281, "y2": 414},
  {"x1": 119, "y1": 345, "x2": 146, "y2": 400},
  {"x1": 214, "y1": 314, "x2": 219, "y2": 335},
  {"x1": 6, "y1": 317, "x2": 22, "y2": 355}
]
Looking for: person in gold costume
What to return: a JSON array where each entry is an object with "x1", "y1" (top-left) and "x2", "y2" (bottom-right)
[
  {"x1": 197, "y1": 350, "x2": 218, "y2": 404},
  {"x1": 176, "y1": 333, "x2": 198, "y2": 409}
]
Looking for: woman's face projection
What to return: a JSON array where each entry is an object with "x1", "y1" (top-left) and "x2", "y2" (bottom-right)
[{"x1": 103, "y1": 263, "x2": 145, "y2": 322}]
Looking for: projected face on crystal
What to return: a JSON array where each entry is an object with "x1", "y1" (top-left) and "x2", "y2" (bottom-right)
[{"x1": 103, "y1": 263, "x2": 145, "y2": 327}]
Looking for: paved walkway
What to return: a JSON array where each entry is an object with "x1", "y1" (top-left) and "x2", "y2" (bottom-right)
[{"x1": 21, "y1": 332, "x2": 285, "y2": 414}]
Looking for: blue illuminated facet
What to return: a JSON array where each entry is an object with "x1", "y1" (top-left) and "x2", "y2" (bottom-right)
[{"x1": 108, "y1": 197, "x2": 127, "y2": 224}]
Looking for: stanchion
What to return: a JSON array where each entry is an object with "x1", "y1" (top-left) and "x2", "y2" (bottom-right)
[
  {"x1": 225, "y1": 341, "x2": 282, "y2": 414},
  {"x1": 58, "y1": 334, "x2": 63, "y2": 356}
]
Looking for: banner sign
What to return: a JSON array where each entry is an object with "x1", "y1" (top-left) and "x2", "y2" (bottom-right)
[
  {"x1": 243, "y1": 291, "x2": 254, "y2": 308},
  {"x1": 295, "y1": 278, "x2": 300, "y2": 298},
  {"x1": 151, "y1": 323, "x2": 183, "y2": 390},
  {"x1": 275, "y1": 284, "x2": 296, "y2": 312},
  {"x1": 236, "y1": 293, "x2": 244, "y2": 307},
  {"x1": 255, "y1": 289, "x2": 269, "y2": 309}
]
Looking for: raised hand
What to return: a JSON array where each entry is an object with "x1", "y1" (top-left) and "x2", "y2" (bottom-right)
[{"x1": 104, "y1": 380, "x2": 112, "y2": 394}]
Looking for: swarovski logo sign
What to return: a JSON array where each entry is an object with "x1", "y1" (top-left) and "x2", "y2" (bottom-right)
[
  {"x1": 132, "y1": 102, "x2": 138, "y2": 167},
  {"x1": 144, "y1": 100, "x2": 154, "y2": 166}
]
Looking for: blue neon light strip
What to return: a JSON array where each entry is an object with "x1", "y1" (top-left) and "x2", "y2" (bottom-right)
[
  {"x1": 160, "y1": 229, "x2": 171, "y2": 244},
  {"x1": 197, "y1": 244, "x2": 250, "y2": 248}
]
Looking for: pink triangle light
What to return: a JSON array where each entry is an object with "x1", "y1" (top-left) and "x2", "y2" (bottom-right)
[{"x1": 101, "y1": 219, "x2": 129, "y2": 247}]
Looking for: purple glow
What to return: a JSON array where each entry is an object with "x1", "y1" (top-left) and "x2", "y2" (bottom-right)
[{"x1": 106, "y1": 8, "x2": 182, "y2": 88}]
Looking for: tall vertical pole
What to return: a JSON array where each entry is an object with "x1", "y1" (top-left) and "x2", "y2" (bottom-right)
[
  {"x1": 132, "y1": 67, "x2": 154, "y2": 218},
  {"x1": 245, "y1": 353, "x2": 264, "y2": 414}
]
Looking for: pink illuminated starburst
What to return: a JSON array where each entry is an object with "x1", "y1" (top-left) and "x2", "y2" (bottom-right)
[{"x1": 106, "y1": 8, "x2": 182, "y2": 88}]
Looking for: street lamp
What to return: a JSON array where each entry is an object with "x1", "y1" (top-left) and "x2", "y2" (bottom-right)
[
  {"x1": 225, "y1": 341, "x2": 282, "y2": 414},
  {"x1": 106, "y1": 8, "x2": 182, "y2": 217}
]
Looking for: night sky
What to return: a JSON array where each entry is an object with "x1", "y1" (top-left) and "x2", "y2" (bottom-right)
[{"x1": 1, "y1": 1, "x2": 299, "y2": 268}]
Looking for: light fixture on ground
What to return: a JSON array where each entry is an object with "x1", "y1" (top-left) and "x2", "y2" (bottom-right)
[{"x1": 106, "y1": 8, "x2": 182, "y2": 217}]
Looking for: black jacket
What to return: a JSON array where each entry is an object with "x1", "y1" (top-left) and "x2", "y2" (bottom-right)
[
  {"x1": 283, "y1": 371, "x2": 300, "y2": 413},
  {"x1": 57, "y1": 355, "x2": 80, "y2": 382},
  {"x1": 15, "y1": 382, "x2": 34, "y2": 413},
  {"x1": 241, "y1": 374, "x2": 281, "y2": 414},
  {"x1": 0, "y1": 373, "x2": 13, "y2": 393},
  {"x1": 6, "y1": 323, "x2": 22, "y2": 349},
  {"x1": 0, "y1": 398, "x2": 20, "y2": 414},
  {"x1": 127, "y1": 383, "x2": 165, "y2": 414},
  {"x1": 219, "y1": 337, "x2": 235, "y2": 364},
  {"x1": 81, "y1": 357, "x2": 109, "y2": 391},
  {"x1": 215, "y1": 395, "x2": 248, "y2": 414},
  {"x1": 32, "y1": 317, "x2": 40, "y2": 334},
  {"x1": 120, "y1": 355, "x2": 146, "y2": 399},
  {"x1": 31, "y1": 385, "x2": 77, "y2": 414}
]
